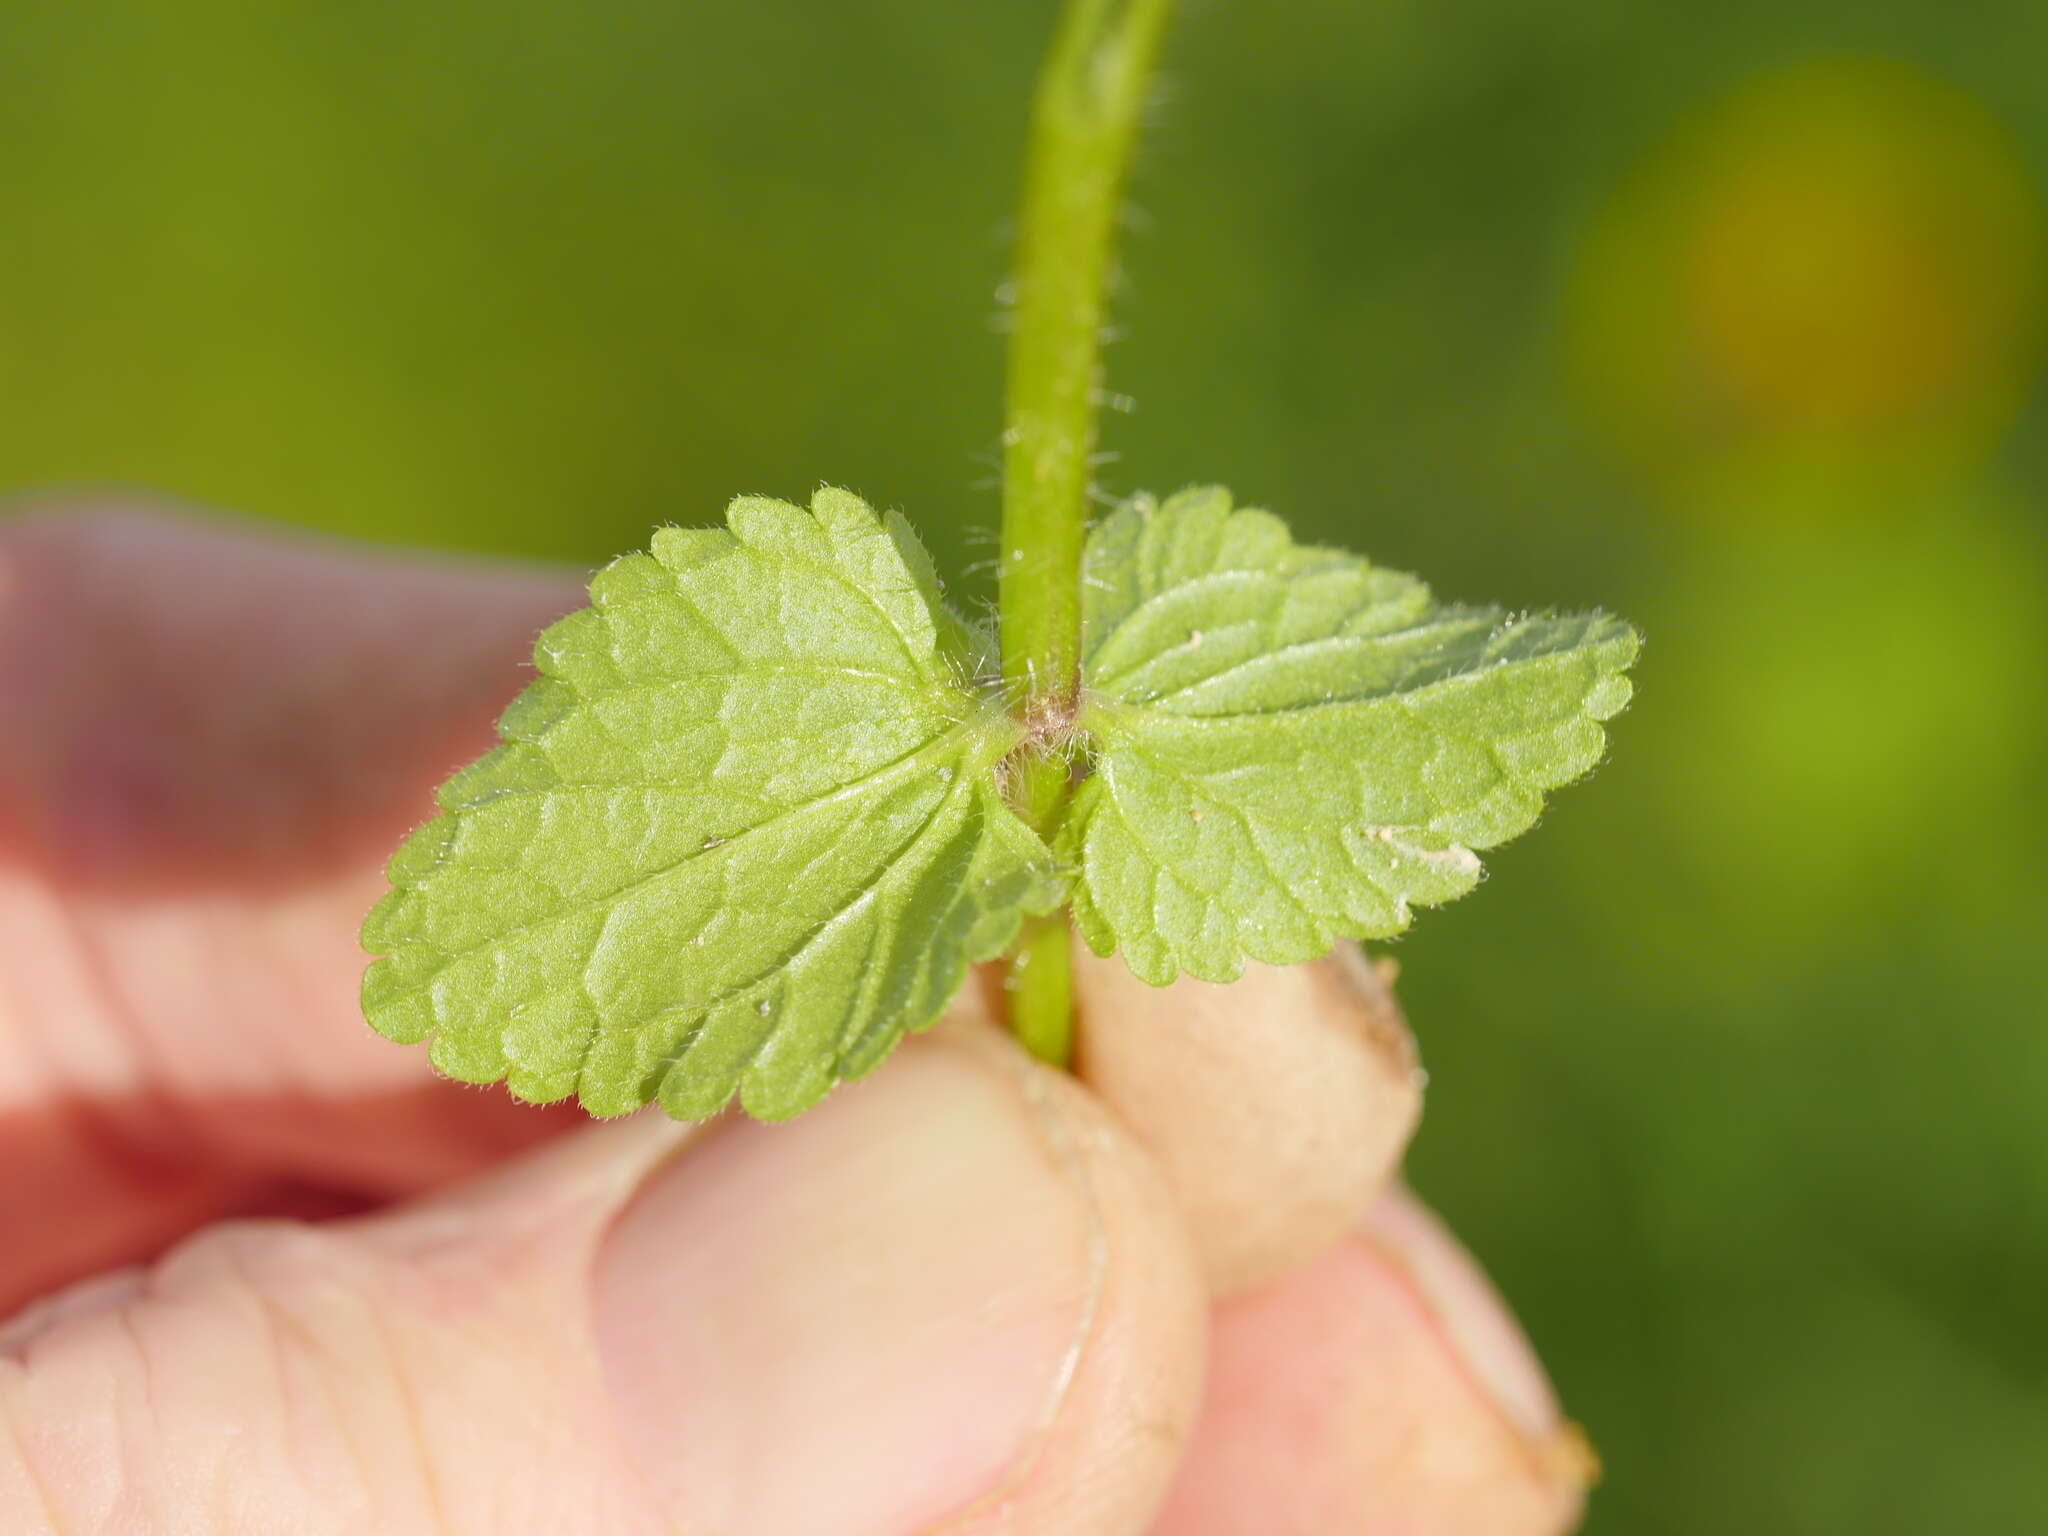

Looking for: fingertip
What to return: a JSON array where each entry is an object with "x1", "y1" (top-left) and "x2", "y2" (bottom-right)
[
  {"x1": 0, "y1": 503, "x2": 592, "y2": 1260},
  {"x1": 1365, "y1": 1186, "x2": 1573, "y2": 1452},
  {"x1": 592, "y1": 1019, "x2": 1208, "y2": 1533},
  {"x1": 0, "y1": 500, "x2": 579, "y2": 884},
  {"x1": 1151, "y1": 1191, "x2": 1591, "y2": 1535},
  {"x1": 1073, "y1": 942, "x2": 1423, "y2": 1296},
  {"x1": 0, "y1": 1021, "x2": 1211, "y2": 1536}
]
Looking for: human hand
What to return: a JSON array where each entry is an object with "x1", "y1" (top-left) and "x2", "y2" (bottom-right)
[{"x1": 0, "y1": 505, "x2": 1592, "y2": 1533}]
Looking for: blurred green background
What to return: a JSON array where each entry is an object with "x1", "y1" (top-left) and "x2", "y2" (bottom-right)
[{"x1": 4, "y1": 1, "x2": 2045, "y2": 1527}]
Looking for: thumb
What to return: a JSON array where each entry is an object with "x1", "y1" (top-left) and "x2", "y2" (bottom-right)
[{"x1": 0, "y1": 1026, "x2": 1206, "y2": 1535}]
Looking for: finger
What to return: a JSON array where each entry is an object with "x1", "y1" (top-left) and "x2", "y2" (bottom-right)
[
  {"x1": 0, "y1": 504, "x2": 586, "y2": 1296},
  {"x1": 1149, "y1": 1187, "x2": 1594, "y2": 1535},
  {"x1": 1072, "y1": 942, "x2": 1422, "y2": 1295},
  {"x1": 0, "y1": 1020, "x2": 1208, "y2": 1536},
  {"x1": 0, "y1": 501, "x2": 580, "y2": 883}
]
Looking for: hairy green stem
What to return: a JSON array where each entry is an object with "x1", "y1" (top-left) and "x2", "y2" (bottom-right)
[
  {"x1": 1007, "y1": 902, "x2": 1077, "y2": 1066},
  {"x1": 1001, "y1": 0, "x2": 1177, "y2": 1066}
]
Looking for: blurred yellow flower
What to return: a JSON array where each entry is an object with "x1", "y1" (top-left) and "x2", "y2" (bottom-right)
[{"x1": 1568, "y1": 57, "x2": 2046, "y2": 487}]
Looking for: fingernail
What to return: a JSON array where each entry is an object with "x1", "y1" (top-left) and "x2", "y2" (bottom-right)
[
  {"x1": 1320, "y1": 943, "x2": 1426, "y2": 1096},
  {"x1": 595, "y1": 1041, "x2": 1095, "y2": 1533},
  {"x1": 1364, "y1": 1187, "x2": 1598, "y2": 1490}
]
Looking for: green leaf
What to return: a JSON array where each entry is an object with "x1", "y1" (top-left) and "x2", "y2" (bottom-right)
[
  {"x1": 361, "y1": 488, "x2": 1060, "y2": 1121},
  {"x1": 1061, "y1": 487, "x2": 1639, "y2": 985}
]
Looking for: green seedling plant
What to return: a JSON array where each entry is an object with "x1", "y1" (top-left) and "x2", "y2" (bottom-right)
[{"x1": 361, "y1": 0, "x2": 1638, "y2": 1121}]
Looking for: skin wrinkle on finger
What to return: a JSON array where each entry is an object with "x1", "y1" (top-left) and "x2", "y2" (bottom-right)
[
  {"x1": 0, "y1": 1369, "x2": 64, "y2": 1536},
  {"x1": 113, "y1": 1292, "x2": 167, "y2": 1526},
  {"x1": 347, "y1": 1111, "x2": 701, "y2": 1531},
  {"x1": 198, "y1": 1225, "x2": 486, "y2": 1532},
  {"x1": 1, "y1": 1137, "x2": 687, "y2": 1534},
  {"x1": 356, "y1": 1289, "x2": 451, "y2": 1536},
  {"x1": 5, "y1": 1001, "x2": 1193, "y2": 1527}
]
